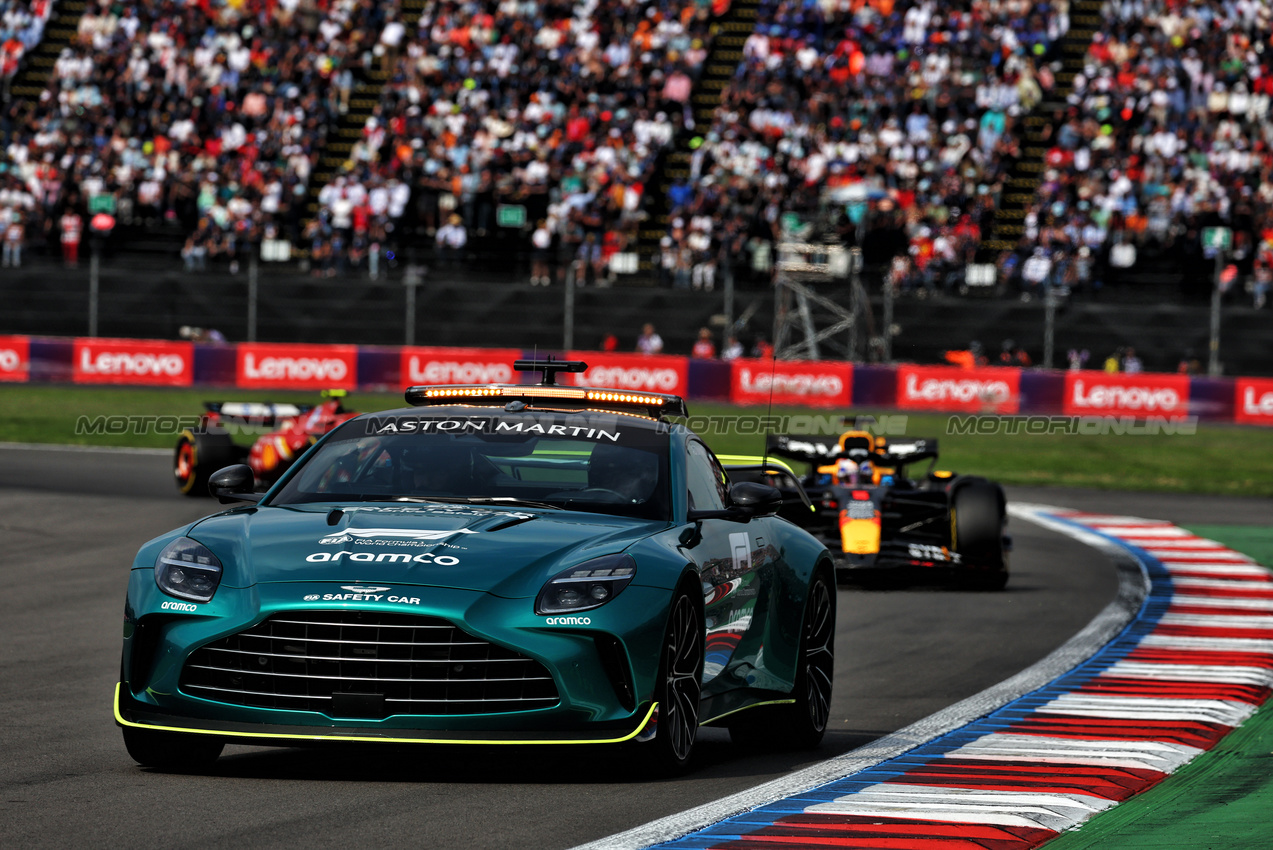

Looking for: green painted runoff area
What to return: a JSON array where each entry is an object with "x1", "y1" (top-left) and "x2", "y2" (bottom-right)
[{"x1": 1043, "y1": 525, "x2": 1273, "y2": 849}]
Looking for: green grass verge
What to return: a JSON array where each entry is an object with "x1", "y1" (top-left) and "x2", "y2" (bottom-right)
[{"x1": 4, "y1": 386, "x2": 1273, "y2": 497}]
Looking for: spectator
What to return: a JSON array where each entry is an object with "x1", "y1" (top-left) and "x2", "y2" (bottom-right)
[
  {"x1": 530, "y1": 219, "x2": 552, "y2": 287},
  {"x1": 690, "y1": 327, "x2": 716, "y2": 359},
  {"x1": 2, "y1": 213, "x2": 22, "y2": 268},
  {"x1": 59, "y1": 209, "x2": 81, "y2": 267},
  {"x1": 436, "y1": 214, "x2": 467, "y2": 263},
  {"x1": 721, "y1": 335, "x2": 744, "y2": 361},
  {"x1": 750, "y1": 336, "x2": 773, "y2": 359},
  {"x1": 1123, "y1": 348, "x2": 1142, "y2": 374},
  {"x1": 636, "y1": 323, "x2": 664, "y2": 355}
]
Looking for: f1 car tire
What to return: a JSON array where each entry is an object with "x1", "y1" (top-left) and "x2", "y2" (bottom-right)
[
  {"x1": 730, "y1": 566, "x2": 835, "y2": 749},
  {"x1": 174, "y1": 430, "x2": 242, "y2": 497},
  {"x1": 952, "y1": 481, "x2": 1008, "y2": 590},
  {"x1": 122, "y1": 726, "x2": 224, "y2": 771},
  {"x1": 642, "y1": 579, "x2": 704, "y2": 775}
]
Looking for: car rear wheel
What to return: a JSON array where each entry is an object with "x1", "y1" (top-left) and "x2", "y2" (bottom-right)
[
  {"x1": 122, "y1": 726, "x2": 224, "y2": 771},
  {"x1": 642, "y1": 583, "x2": 704, "y2": 774},
  {"x1": 174, "y1": 430, "x2": 242, "y2": 497},
  {"x1": 953, "y1": 481, "x2": 1008, "y2": 590}
]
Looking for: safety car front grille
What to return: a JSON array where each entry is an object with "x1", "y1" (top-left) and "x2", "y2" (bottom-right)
[{"x1": 179, "y1": 610, "x2": 559, "y2": 716}]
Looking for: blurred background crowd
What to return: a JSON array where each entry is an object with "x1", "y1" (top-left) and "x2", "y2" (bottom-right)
[{"x1": 0, "y1": 0, "x2": 1268, "y2": 307}]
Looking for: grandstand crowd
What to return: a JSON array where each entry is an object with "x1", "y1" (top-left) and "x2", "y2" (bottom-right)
[{"x1": 0, "y1": 0, "x2": 1268, "y2": 307}]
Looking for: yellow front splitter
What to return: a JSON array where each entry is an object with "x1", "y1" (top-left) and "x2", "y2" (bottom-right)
[{"x1": 114, "y1": 683, "x2": 658, "y2": 746}]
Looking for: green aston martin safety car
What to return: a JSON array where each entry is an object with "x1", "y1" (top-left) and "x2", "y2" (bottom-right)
[{"x1": 117, "y1": 360, "x2": 836, "y2": 773}]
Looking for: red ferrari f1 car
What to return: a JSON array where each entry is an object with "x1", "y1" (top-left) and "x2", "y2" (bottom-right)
[{"x1": 174, "y1": 390, "x2": 359, "y2": 495}]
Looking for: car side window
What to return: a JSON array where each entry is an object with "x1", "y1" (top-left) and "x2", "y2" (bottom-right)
[{"x1": 686, "y1": 441, "x2": 728, "y2": 512}]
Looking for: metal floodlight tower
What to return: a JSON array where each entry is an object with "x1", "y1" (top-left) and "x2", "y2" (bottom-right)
[{"x1": 771, "y1": 241, "x2": 870, "y2": 361}]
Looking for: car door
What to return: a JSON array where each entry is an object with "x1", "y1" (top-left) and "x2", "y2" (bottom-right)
[{"x1": 683, "y1": 440, "x2": 775, "y2": 695}]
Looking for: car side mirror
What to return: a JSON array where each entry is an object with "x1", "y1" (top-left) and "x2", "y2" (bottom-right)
[
  {"x1": 209, "y1": 464, "x2": 263, "y2": 504},
  {"x1": 729, "y1": 481, "x2": 783, "y2": 518}
]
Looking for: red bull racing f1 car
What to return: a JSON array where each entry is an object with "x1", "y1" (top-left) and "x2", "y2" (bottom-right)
[{"x1": 765, "y1": 429, "x2": 1010, "y2": 589}]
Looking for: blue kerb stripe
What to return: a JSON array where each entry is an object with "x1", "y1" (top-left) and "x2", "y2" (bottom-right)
[{"x1": 649, "y1": 513, "x2": 1174, "y2": 849}]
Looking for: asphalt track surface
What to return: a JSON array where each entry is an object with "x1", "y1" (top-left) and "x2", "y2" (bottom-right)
[{"x1": 1, "y1": 446, "x2": 1269, "y2": 849}]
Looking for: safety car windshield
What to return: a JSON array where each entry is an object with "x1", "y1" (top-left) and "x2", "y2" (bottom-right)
[{"x1": 267, "y1": 412, "x2": 671, "y2": 521}]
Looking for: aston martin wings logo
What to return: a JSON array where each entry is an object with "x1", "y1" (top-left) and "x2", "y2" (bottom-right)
[
  {"x1": 318, "y1": 528, "x2": 478, "y2": 545},
  {"x1": 341, "y1": 585, "x2": 392, "y2": 593}
]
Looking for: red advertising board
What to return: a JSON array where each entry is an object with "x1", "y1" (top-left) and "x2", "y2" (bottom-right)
[
  {"x1": 729, "y1": 358, "x2": 852, "y2": 407},
  {"x1": 564, "y1": 352, "x2": 690, "y2": 395},
  {"x1": 0, "y1": 335, "x2": 29, "y2": 382},
  {"x1": 1235, "y1": 378, "x2": 1273, "y2": 425},
  {"x1": 72, "y1": 337, "x2": 193, "y2": 386},
  {"x1": 896, "y1": 365, "x2": 1021, "y2": 413},
  {"x1": 400, "y1": 346, "x2": 523, "y2": 388},
  {"x1": 1062, "y1": 371, "x2": 1191, "y2": 417},
  {"x1": 236, "y1": 342, "x2": 357, "y2": 390}
]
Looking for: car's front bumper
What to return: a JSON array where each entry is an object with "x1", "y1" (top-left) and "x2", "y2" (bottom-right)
[
  {"x1": 120, "y1": 572, "x2": 668, "y2": 738},
  {"x1": 114, "y1": 684, "x2": 658, "y2": 746}
]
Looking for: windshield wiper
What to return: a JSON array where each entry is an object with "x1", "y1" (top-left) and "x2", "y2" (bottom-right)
[{"x1": 392, "y1": 496, "x2": 562, "y2": 511}]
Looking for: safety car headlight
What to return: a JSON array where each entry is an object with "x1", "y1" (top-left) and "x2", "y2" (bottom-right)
[
  {"x1": 536, "y1": 554, "x2": 636, "y2": 615},
  {"x1": 155, "y1": 537, "x2": 223, "y2": 603}
]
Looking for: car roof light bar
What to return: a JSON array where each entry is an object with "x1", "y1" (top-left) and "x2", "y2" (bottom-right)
[{"x1": 404, "y1": 384, "x2": 688, "y2": 419}]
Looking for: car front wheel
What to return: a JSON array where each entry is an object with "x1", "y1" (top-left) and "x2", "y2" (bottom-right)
[{"x1": 641, "y1": 582, "x2": 704, "y2": 774}]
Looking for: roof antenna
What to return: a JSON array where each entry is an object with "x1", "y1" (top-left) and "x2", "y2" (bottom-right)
[{"x1": 760, "y1": 344, "x2": 777, "y2": 471}]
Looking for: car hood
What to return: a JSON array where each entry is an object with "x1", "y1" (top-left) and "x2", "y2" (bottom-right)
[{"x1": 188, "y1": 503, "x2": 666, "y2": 598}]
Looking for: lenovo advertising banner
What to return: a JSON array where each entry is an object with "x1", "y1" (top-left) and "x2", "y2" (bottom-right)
[
  {"x1": 1235, "y1": 378, "x2": 1273, "y2": 425},
  {"x1": 729, "y1": 359, "x2": 852, "y2": 407},
  {"x1": 400, "y1": 346, "x2": 522, "y2": 388},
  {"x1": 1062, "y1": 371, "x2": 1191, "y2": 417},
  {"x1": 564, "y1": 352, "x2": 690, "y2": 396},
  {"x1": 896, "y1": 365, "x2": 1021, "y2": 413},
  {"x1": 0, "y1": 335, "x2": 29, "y2": 382},
  {"x1": 236, "y1": 343, "x2": 357, "y2": 390},
  {"x1": 72, "y1": 337, "x2": 194, "y2": 386}
]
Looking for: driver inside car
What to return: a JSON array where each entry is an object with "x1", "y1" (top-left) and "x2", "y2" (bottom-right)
[
  {"x1": 402, "y1": 447, "x2": 470, "y2": 496},
  {"x1": 587, "y1": 443, "x2": 659, "y2": 503}
]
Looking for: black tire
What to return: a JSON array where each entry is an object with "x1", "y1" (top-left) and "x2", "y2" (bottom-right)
[
  {"x1": 641, "y1": 582, "x2": 704, "y2": 775},
  {"x1": 122, "y1": 726, "x2": 224, "y2": 771},
  {"x1": 174, "y1": 430, "x2": 241, "y2": 497},
  {"x1": 952, "y1": 481, "x2": 1009, "y2": 590}
]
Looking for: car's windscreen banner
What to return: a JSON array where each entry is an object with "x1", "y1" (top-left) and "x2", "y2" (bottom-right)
[
  {"x1": 1235, "y1": 378, "x2": 1273, "y2": 424},
  {"x1": 236, "y1": 343, "x2": 358, "y2": 390},
  {"x1": 1062, "y1": 371, "x2": 1191, "y2": 417},
  {"x1": 729, "y1": 359, "x2": 852, "y2": 407},
  {"x1": 564, "y1": 352, "x2": 689, "y2": 395},
  {"x1": 72, "y1": 338, "x2": 194, "y2": 386},
  {"x1": 400, "y1": 346, "x2": 523, "y2": 388},
  {"x1": 895, "y1": 365, "x2": 1020, "y2": 413},
  {"x1": 0, "y1": 335, "x2": 29, "y2": 382}
]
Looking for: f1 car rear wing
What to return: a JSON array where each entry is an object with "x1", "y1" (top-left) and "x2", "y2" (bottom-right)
[
  {"x1": 203, "y1": 401, "x2": 310, "y2": 427},
  {"x1": 878, "y1": 438, "x2": 939, "y2": 467},
  {"x1": 764, "y1": 435, "x2": 841, "y2": 465},
  {"x1": 765, "y1": 434, "x2": 939, "y2": 467}
]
